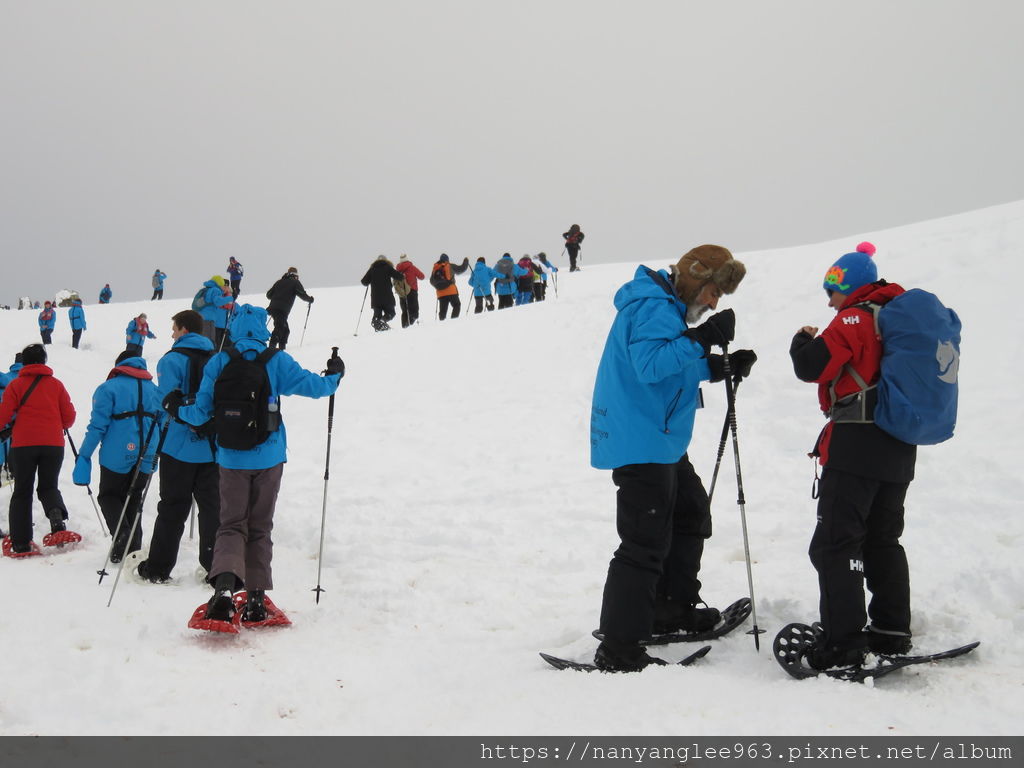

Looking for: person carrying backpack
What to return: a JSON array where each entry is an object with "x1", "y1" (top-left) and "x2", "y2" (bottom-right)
[
  {"x1": 72, "y1": 351, "x2": 164, "y2": 562},
  {"x1": 789, "y1": 241, "x2": 932, "y2": 670},
  {"x1": 194, "y1": 275, "x2": 235, "y2": 348},
  {"x1": 38, "y1": 301, "x2": 57, "y2": 345},
  {"x1": 360, "y1": 255, "x2": 404, "y2": 332},
  {"x1": 151, "y1": 269, "x2": 167, "y2": 300},
  {"x1": 265, "y1": 267, "x2": 313, "y2": 350},
  {"x1": 125, "y1": 313, "x2": 157, "y2": 356},
  {"x1": 395, "y1": 254, "x2": 426, "y2": 328},
  {"x1": 227, "y1": 257, "x2": 244, "y2": 299},
  {"x1": 430, "y1": 254, "x2": 469, "y2": 321},
  {"x1": 135, "y1": 310, "x2": 219, "y2": 583},
  {"x1": 68, "y1": 298, "x2": 87, "y2": 349},
  {"x1": 164, "y1": 304, "x2": 343, "y2": 624},
  {"x1": 534, "y1": 252, "x2": 557, "y2": 302},
  {"x1": 562, "y1": 224, "x2": 585, "y2": 272},
  {"x1": 99, "y1": 284, "x2": 112, "y2": 304},
  {"x1": 493, "y1": 253, "x2": 523, "y2": 310},
  {"x1": 468, "y1": 257, "x2": 497, "y2": 313},
  {"x1": 0, "y1": 344, "x2": 77, "y2": 556},
  {"x1": 515, "y1": 255, "x2": 537, "y2": 306}
]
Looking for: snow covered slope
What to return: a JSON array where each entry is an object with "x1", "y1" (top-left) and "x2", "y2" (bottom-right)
[{"x1": 1, "y1": 201, "x2": 1022, "y2": 735}]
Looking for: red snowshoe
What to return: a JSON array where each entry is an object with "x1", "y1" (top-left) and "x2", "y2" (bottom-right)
[
  {"x1": 42, "y1": 530, "x2": 82, "y2": 548},
  {"x1": 234, "y1": 590, "x2": 291, "y2": 629},
  {"x1": 187, "y1": 592, "x2": 242, "y2": 634},
  {"x1": 2, "y1": 536, "x2": 42, "y2": 558}
]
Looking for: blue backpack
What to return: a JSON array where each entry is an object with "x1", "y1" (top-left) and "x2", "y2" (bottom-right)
[{"x1": 859, "y1": 289, "x2": 961, "y2": 445}]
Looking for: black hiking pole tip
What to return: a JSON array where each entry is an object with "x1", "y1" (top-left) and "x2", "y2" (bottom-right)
[{"x1": 312, "y1": 584, "x2": 326, "y2": 604}]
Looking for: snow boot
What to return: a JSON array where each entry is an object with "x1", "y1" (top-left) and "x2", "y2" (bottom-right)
[
  {"x1": 46, "y1": 508, "x2": 66, "y2": 534},
  {"x1": 653, "y1": 597, "x2": 721, "y2": 634},
  {"x1": 593, "y1": 640, "x2": 667, "y2": 673},
  {"x1": 806, "y1": 631, "x2": 869, "y2": 670},
  {"x1": 137, "y1": 559, "x2": 171, "y2": 584},
  {"x1": 204, "y1": 590, "x2": 236, "y2": 622},
  {"x1": 866, "y1": 626, "x2": 913, "y2": 655},
  {"x1": 242, "y1": 589, "x2": 267, "y2": 623}
]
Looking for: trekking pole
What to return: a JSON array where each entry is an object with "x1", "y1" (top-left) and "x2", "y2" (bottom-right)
[
  {"x1": 553, "y1": 271, "x2": 558, "y2": 299},
  {"x1": 108, "y1": 420, "x2": 170, "y2": 607},
  {"x1": 721, "y1": 348, "x2": 764, "y2": 651},
  {"x1": 353, "y1": 286, "x2": 368, "y2": 336},
  {"x1": 65, "y1": 429, "x2": 107, "y2": 537},
  {"x1": 188, "y1": 499, "x2": 196, "y2": 540},
  {"x1": 97, "y1": 416, "x2": 161, "y2": 584},
  {"x1": 217, "y1": 307, "x2": 231, "y2": 353},
  {"x1": 299, "y1": 301, "x2": 312, "y2": 346},
  {"x1": 312, "y1": 346, "x2": 340, "y2": 603},
  {"x1": 707, "y1": 380, "x2": 739, "y2": 506}
]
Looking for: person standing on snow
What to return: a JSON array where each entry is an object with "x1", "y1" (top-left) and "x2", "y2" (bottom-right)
[
  {"x1": 99, "y1": 284, "x2": 112, "y2": 304},
  {"x1": 164, "y1": 304, "x2": 343, "y2": 624},
  {"x1": 589, "y1": 245, "x2": 755, "y2": 671},
  {"x1": 125, "y1": 313, "x2": 157, "y2": 356},
  {"x1": 430, "y1": 254, "x2": 469, "y2": 320},
  {"x1": 136, "y1": 310, "x2": 219, "y2": 583},
  {"x1": 38, "y1": 301, "x2": 57, "y2": 345},
  {"x1": 515, "y1": 255, "x2": 538, "y2": 306},
  {"x1": 265, "y1": 267, "x2": 313, "y2": 350},
  {"x1": 492, "y1": 253, "x2": 524, "y2": 310},
  {"x1": 534, "y1": 252, "x2": 558, "y2": 302},
  {"x1": 789, "y1": 242, "x2": 917, "y2": 670},
  {"x1": 196, "y1": 275, "x2": 235, "y2": 349},
  {"x1": 395, "y1": 254, "x2": 426, "y2": 328},
  {"x1": 562, "y1": 224, "x2": 585, "y2": 272},
  {"x1": 151, "y1": 269, "x2": 167, "y2": 300},
  {"x1": 360, "y1": 255, "x2": 404, "y2": 332},
  {"x1": 227, "y1": 257, "x2": 244, "y2": 299},
  {"x1": 469, "y1": 257, "x2": 497, "y2": 313},
  {"x1": 67, "y1": 298, "x2": 87, "y2": 349},
  {"x1": 0, "y1": 344, "x2": 77, "y2": 555}
]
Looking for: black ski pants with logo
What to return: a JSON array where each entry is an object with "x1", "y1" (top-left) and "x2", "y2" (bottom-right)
[
  {"x1": 598, "y1": 455, "x2": 712, "y2": 647},
  {"x1": 810, "y1": 468, "x2": 911, "y2": 649},
  {"x1": 147, "y1": 454, "x2": 220, "y2": 577},
  {"x1": 7, "y1": 445, "x2": 67, "y2": 547}
]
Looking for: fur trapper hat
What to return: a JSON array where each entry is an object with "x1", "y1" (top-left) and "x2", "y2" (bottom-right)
[{"x1": 672, "y1": 245, "x2": 745, "y2": 299}]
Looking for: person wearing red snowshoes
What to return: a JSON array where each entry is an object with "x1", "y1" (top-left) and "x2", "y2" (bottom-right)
[
  {"x1": 165, "y1": 304, "x2": 343, "y2": 631},
  {"x1": 0, "y1": 344, "x2": 78, "y2": 556}
]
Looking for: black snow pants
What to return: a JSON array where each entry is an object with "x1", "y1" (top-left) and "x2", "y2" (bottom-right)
[
  {"x1": 98, "y1": 465, "x2": 149, "y2": 558},
  {"x1": 810, "y1": 468, "x2": 911, "y2": 649},
  {"x1": 598, "y1": 455, "x2": 712, "y2": 646},
  {"x1": 147, "y1": 454, "x2": 220, "y2": 577},
  {"x1": 7, "y1": 445, "x2": 68, "y2": 547}
]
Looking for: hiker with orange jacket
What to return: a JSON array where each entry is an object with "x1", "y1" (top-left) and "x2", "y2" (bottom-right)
[
  {"x1": 429, "y1": 254, "x2": 470, "y2": 321},
  {"x1": 0, "y1": 344, "x2": 76, "y2": 555}
]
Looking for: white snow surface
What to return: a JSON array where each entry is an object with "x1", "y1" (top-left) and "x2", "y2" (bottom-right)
[{"x1": 1, "y1": 202, "x2": 1022, "y2": 737}]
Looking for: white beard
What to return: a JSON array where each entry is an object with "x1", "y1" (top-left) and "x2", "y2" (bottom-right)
[{"x1": 686, "y1": 303, "x2": 710, "y2": 325}]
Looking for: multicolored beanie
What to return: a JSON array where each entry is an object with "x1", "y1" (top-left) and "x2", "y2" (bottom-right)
[{"x1": 823, "y1": 242, "x2": 877, "y2": 295}]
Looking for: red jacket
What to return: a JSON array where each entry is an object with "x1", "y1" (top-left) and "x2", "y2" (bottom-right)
[
  {"x1": 813, "y1": 282, "x2": 905, "y2": 414},
  {"x1": 396, "y1": 260, "x2": 425, "y2": 291},
  {"x1": 0, "y1": 365, "x2": 76, "y2": 447}
]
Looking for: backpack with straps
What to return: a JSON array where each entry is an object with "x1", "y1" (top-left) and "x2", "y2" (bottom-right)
[
  {"x1": 429, "y1": 263, "x2": 452, "y2": 290},
  {"x1": 168, "y1": 347, "x2": 215, "y2": 437},
  {"x1": 212, "y1": 347, "x2": 280, "y2": 450},
  {"x1": 494, "y1": 258, "x2": 514, "y2": 285},
  {"x1": 832, "y1": 289, "x2": 961, "y2": 445},
  {"x1": 191, "y1": 288, "x2": 210, "y2": 312}
]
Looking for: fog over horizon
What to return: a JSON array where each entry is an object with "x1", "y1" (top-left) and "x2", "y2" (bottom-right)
[{"x1": 4, "y1": 1, "x2": 1024, "y2": 305}]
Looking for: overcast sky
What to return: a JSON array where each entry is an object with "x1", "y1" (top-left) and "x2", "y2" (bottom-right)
[{"x1": 3, "y1": 1, "x2": 1023, "y2": 306}]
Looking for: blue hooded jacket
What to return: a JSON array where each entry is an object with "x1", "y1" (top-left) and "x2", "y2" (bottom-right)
[
  {"x1": 68, "y1": 301, "x2": 87, "y2": 330},
  {"x1": 126, "y1": 317, "x2": 156, "y2": 348},
  {"x1": 590, "y1": 266, "x2": 711, "y2": 470},
  {"x1": 78, "y1": 357, "x2": 165, "y2": 474},
  {"x1": 198, "y1": 280, "x2": 234, "y2": 328},
  {"x1": 178, "y1": 304, "x2": 341, "y2": 470},
  {"x1": 468, "y1": 262, "x2": 498, "y2": 297},
  {"x1": 38, "y1": 307, "x2": 57, "y2": 331},
  {"x1": 156, "y1": 332, "x2": 216, "y2": 463},
  {"x1": 493, "y1": 255, "x2": 527, "y2": 297}
]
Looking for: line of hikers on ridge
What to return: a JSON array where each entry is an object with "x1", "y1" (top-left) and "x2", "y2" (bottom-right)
[{"x1": 361, "y1": 251, "x2": 561, "y2": 332}]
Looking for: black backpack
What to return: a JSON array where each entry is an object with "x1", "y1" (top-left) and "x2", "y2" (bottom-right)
[
  {"x1": 168, "y1": 347, "x2": 216, "y2": 437},
  {"x1": 212, "y1": 347, "x2": 280, "y2": 450},
  {"x1": 429, "y1": 263, "x2": 453, "y2": 290}
]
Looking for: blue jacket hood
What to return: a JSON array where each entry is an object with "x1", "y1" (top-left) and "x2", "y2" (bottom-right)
[
  {"x1": 614, "y1": 266, "x2": 681, "y2": 312},
  {"x1": 229, "y1": 304, "x2": 271, "y2": 342},
  {"x1": 173, "y1": 332, "x2": 214, "y2": 352}
]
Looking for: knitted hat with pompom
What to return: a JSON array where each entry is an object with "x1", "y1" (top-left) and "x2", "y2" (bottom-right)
[{"x1": 823, "y1": 242, "x2": 878, "y2": 295}]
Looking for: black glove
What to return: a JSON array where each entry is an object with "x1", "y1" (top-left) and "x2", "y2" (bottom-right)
[
  {"x1": 707, "y1": 350, "x2": 757, "y2": 383},
  {"x1": 162, "y1": 389, "x2": 185, "y2": 419},
  {"x1": 683, "y1": 309, "x2": 735, "y2": 355},
  {"x1": 325, "y1": 356, "x2": 345, "y2": 377},
  {"x1": 307, "y1": 296, "x2": 315, "y2": 303}
]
